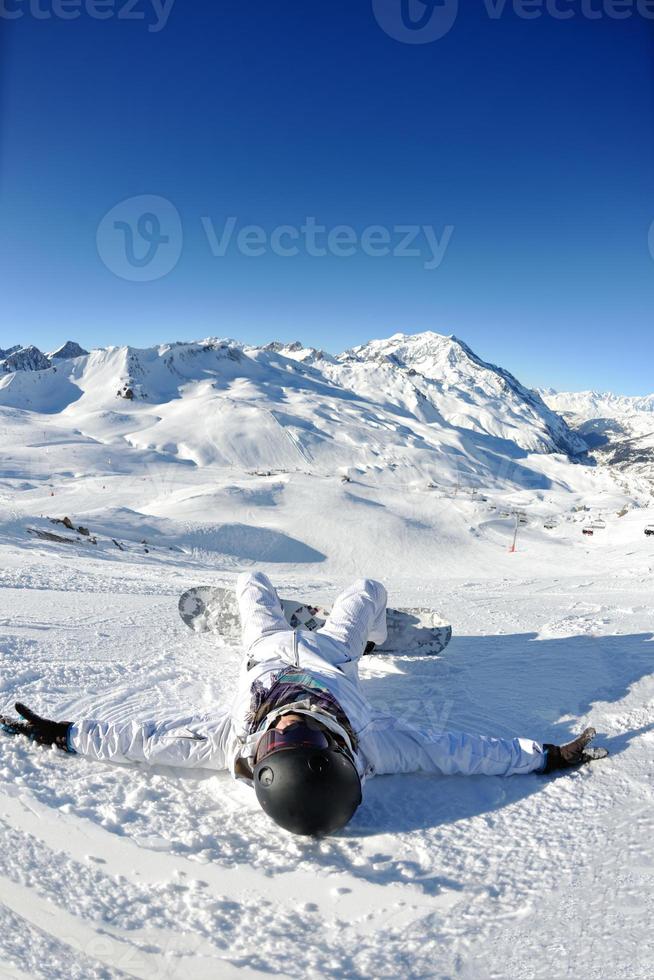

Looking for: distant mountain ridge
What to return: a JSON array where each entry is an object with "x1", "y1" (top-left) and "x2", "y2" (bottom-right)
[
  {"x1": 0, "y1": 340, "x2": 88, "y2": 373},
  {"x1": 540, "y1": 387, "x2": 654, "y2": 488},
  {"x1": 0, "y1": 332, "x2": 586, "y2": 489},
  {"x1": 539, "y1": 388, "x2": 654, "y2": 418},
  {"x1": 0, "y1": 345, "x2": 21, "y2": 359},
  {"x1": 0, "y1": 345, "x2": 52, "y2": 373}
]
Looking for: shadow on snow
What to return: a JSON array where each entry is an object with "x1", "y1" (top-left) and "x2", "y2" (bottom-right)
[{"x1": 347, "y1": 630, "x2": 654, "y2": 840}]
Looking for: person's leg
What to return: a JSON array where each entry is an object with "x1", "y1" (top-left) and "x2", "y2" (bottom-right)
[
  {"x1": 236, "y1": 571, "x2": 292, "y2": 650},
  {"x1": 318, "y1": 579, "x2": 388, "y2": 662}
]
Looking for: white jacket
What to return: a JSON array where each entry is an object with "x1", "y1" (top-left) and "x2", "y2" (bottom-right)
[{"x1": 70, "y1": 572, "x2": 545, "y2": 781}]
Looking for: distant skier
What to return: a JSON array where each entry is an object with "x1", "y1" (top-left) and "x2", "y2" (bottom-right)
[{"x1": 1, "y1": 572, "x2": 608, "y2": 836}]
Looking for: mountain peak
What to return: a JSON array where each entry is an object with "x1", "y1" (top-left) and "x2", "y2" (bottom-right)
[
  {"x1": 0, "y1": 345, "x2": 51, "y2": 373},
  {"x1": 337, "y1": 330, "x2": 585, "y2": 456},
  {"x1": 343, "y1": 330, "x2": 472, "y2": 365},
  {"x1": 0, "y1": 344, "x2": 21, "y2": 359},
  {"x1": 49, "y1": 341, "x2": 88, "y2": 360}
]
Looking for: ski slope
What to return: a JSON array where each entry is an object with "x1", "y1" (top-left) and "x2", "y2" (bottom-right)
[{"x1": 1, "y1": 334, "x2": 653, "y2": 978}]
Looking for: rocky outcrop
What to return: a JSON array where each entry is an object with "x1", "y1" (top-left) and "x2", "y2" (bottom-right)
[
  {"x1": 0, "y1": 346, "x2": 51, "y2": 373},
  {"x1": 49, "y1": 341, "x2": 89, "y2": 360}
]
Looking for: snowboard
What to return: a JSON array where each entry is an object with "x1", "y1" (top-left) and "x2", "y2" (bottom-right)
[{"x1": 178, "y1": 585, "x2": 452, "y2": 656}]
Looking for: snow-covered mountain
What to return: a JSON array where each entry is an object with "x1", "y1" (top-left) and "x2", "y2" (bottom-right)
[
  {"x1": 540, "y1": 388, "x2": 654, "y2": 487},
  {"x1": 48, "y1": 340, "x2": 89, "y2": 360},
  {"x1": 0, "y1": 344, "x2": 21, "y2": 359},
  {"x1": 337, "y1": 333, "x2": 585, "y2": 455},
  {"x1": 0, "y1": 340, "x2": 88, "y2": 374},
  {"x1": 0, "y1": 332, "x2": 586, "y2": 489},
  {"x1": 0, "y1": 344, "x2": 51, "y2": 373},
  {"x1": 539, "y1": 388, "x2": 654, "y2": 420}
]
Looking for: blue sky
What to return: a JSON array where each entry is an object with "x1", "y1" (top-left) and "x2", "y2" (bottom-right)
[{"x1": 1, "y1": 2, "x2": 653, "y2": 394}]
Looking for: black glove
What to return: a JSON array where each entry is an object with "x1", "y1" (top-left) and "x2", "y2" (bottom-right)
[
  {"x1": 0, "y1": 702, "x2": 73, "y2": 752},
  {"x1": 542, "y1": 727, "x2": 608, "y2": 773}
]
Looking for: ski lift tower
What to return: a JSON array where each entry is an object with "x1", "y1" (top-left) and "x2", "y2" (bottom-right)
[{"x1": 509, "y1": 510, "x2": 527, "y2": 553}]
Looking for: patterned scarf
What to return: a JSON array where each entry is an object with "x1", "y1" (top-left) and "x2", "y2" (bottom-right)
[{"x1": 246, "y1": 667, "x2": 358, "y2": 751}]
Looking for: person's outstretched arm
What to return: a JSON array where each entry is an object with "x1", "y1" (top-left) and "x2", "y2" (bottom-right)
[
  {"x1": 1, "y1": 702, "x2": 233, "y2": 771},
  {"x1": 363, "y1": 715, "x2": 607, "y2": 778}
]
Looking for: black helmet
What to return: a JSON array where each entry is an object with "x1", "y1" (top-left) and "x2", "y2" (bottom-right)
[{"x1": 253, "y1": 721, "x2": 362, "y2": 836}]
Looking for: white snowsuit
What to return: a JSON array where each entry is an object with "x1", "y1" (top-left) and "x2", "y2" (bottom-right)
[{"x1": 70, "y1": 572, "x2": 546, "y2": 781}]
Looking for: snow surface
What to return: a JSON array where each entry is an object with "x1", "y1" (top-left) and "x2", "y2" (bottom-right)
[{"x1": 1, "y1": 333, "x2": 654, "y2": 978}]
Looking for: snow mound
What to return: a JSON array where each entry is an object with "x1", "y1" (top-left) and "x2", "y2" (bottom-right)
[
  {"x1": 186, "y1": 522, "x2": 326, "y2": 562},
  {"x1": 0, "y1": 367, "x2": 82, "y2": 413}
]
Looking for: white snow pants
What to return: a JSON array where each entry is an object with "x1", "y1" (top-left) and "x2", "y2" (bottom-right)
[{"x1": 235, "y1": 571, "x2": 388, "y2": 675}]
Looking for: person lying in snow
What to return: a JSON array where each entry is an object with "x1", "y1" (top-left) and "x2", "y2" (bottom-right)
[{"x1": 1, "y1": 572, "x2": 608, "y2": 836}]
